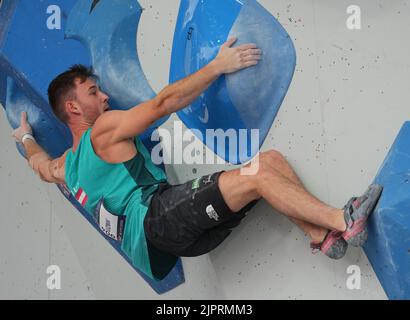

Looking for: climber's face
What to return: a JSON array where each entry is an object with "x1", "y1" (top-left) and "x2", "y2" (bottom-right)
[{"x1": 68, "y1": 78, "x2": 110, "y2": 124}]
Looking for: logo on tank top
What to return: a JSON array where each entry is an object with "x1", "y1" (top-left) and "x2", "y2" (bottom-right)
[
  {"x1": 206, "y1": 204, "x2": 219, "y2": 221},
  {"x1": 75, "y1": 187, "x2": 89, "y2": 206}
]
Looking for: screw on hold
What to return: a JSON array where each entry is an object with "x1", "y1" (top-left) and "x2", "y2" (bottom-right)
[
  {"x1": 89, "y1": 0, "x2": 101, "y2": 14},
  {"x1": 187, "y1": 27, "x2": 194, "y2": 40}
]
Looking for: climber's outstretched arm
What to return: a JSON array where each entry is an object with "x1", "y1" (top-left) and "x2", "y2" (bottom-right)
[
  {"x1": 94, "y1": 37, "x2": 262, "y2": 144},
  {"x1": 12, "y1": 111, "x2": 66, "y2": 184}
]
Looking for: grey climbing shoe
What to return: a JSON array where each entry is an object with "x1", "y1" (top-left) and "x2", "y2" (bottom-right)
[
  {"x1": 342, "y1": 184, "x2": 383, "y2": 247},
  {"x1": 311, "y1": 230, "x2": 348, "y2": 260}
]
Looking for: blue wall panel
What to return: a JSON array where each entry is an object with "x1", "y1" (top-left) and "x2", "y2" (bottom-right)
[
  {"x1": 364, "y1": 122, "x2": 410, "y2": 300},
  {"x1": 0, "y1": 0, "x2": 183, "y2": 294}
]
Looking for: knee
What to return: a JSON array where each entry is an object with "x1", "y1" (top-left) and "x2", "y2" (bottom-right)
[
  {"x1": 257, "y1": 150, "x2": 288, "y2": 177},
  {"x1": 243, "y1": 150, "x2": 283, "y2": 185},
  {"x1": 255, "y1": 160, "x2": 278, "y2": 182},
  {"x1": 261, "y1": 149, "x2": 286, "y2": 164},
  {"x1": 251, "y1": 162, "x2": 281, "y2": 196}
]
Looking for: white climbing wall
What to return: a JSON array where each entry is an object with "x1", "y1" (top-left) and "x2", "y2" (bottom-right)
[{"x1": 3, "y1": 0, "x2": 409, "y2": 299}]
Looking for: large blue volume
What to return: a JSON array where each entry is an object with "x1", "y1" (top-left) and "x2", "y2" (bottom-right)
[
  {"x1": 364, "y1": 122, "x2": 410, "y2": 300},
  {"x1": 0, "y1": 0, "x2": 183, "y2": 294},
  {"x1": 170, "y1": 0, "x2": 296, "y2": 164}
]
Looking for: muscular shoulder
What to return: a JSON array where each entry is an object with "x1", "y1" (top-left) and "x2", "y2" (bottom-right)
[
  {"x1": 91, "y1": 112, "x2": 138, "y2": 163},
  {"x1": 91, "y1": 110, "x2": 124, "y2": 147},
  {"x1": 93, "y1": 110, "x2": 123, "y2": 135}
]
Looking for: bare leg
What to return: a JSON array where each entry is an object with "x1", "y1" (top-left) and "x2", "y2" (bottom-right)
[
  {"x1": 260, "y1": 151, "x2": 329, "y2": 243},
  {"x1": 218, "y1": 150, "x2": 346, "y2": 233}
]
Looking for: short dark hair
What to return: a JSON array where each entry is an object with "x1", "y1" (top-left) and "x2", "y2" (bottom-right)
[{"x1": 47, "y1": 64, "x2": 96, "y2": 124}]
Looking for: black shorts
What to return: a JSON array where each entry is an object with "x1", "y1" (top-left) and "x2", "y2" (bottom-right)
[{"x1": 144, "y1": 171, "x2": 258, "y2": 259}]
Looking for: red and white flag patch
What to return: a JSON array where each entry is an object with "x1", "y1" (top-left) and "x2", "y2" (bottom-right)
[{"x1": 75, "y1": 188, "x2": 88, "y2": 206}]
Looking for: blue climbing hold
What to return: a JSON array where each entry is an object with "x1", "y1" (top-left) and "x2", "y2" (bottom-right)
[
  {"x1": 364, "y1": 122, "x2": 410, "y2": 300},
  {"x1": 170, "y1": 0, "x2": 296, "y2": 164}
]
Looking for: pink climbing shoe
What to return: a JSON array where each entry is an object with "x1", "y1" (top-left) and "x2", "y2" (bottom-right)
[
  {"x1": 310, "y1": 230, "x2": 348, "y2": 260},
  {"x1": 341, "y1": 184, "x2": 383, "y2": 247}
]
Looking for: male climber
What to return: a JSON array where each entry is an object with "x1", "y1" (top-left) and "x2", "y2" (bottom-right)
[{"x1": 12, "y1": 38, "x2": 382, "y2": 280}]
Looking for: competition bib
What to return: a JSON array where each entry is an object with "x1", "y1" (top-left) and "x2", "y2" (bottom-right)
[{"x1": 94, "y1": 198, "x2": 126, "y2": 242}]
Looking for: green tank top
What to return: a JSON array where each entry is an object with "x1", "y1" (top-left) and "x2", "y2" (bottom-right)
[{"x1": 65, "y1": 128, "x2": 167, "y2": 279}]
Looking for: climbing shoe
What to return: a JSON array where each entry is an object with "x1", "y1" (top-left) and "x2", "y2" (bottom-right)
[
  {"x1": 311, "y1": 230, "x2": 348, "y2": 260},
  {"x1": 342, "y1": 184, "x2": 383, "y2": 247}
]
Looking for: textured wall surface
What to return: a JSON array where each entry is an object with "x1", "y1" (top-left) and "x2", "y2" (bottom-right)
[{"x1": 2, "y1": 0, "x2": 408, "y2": 299}]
